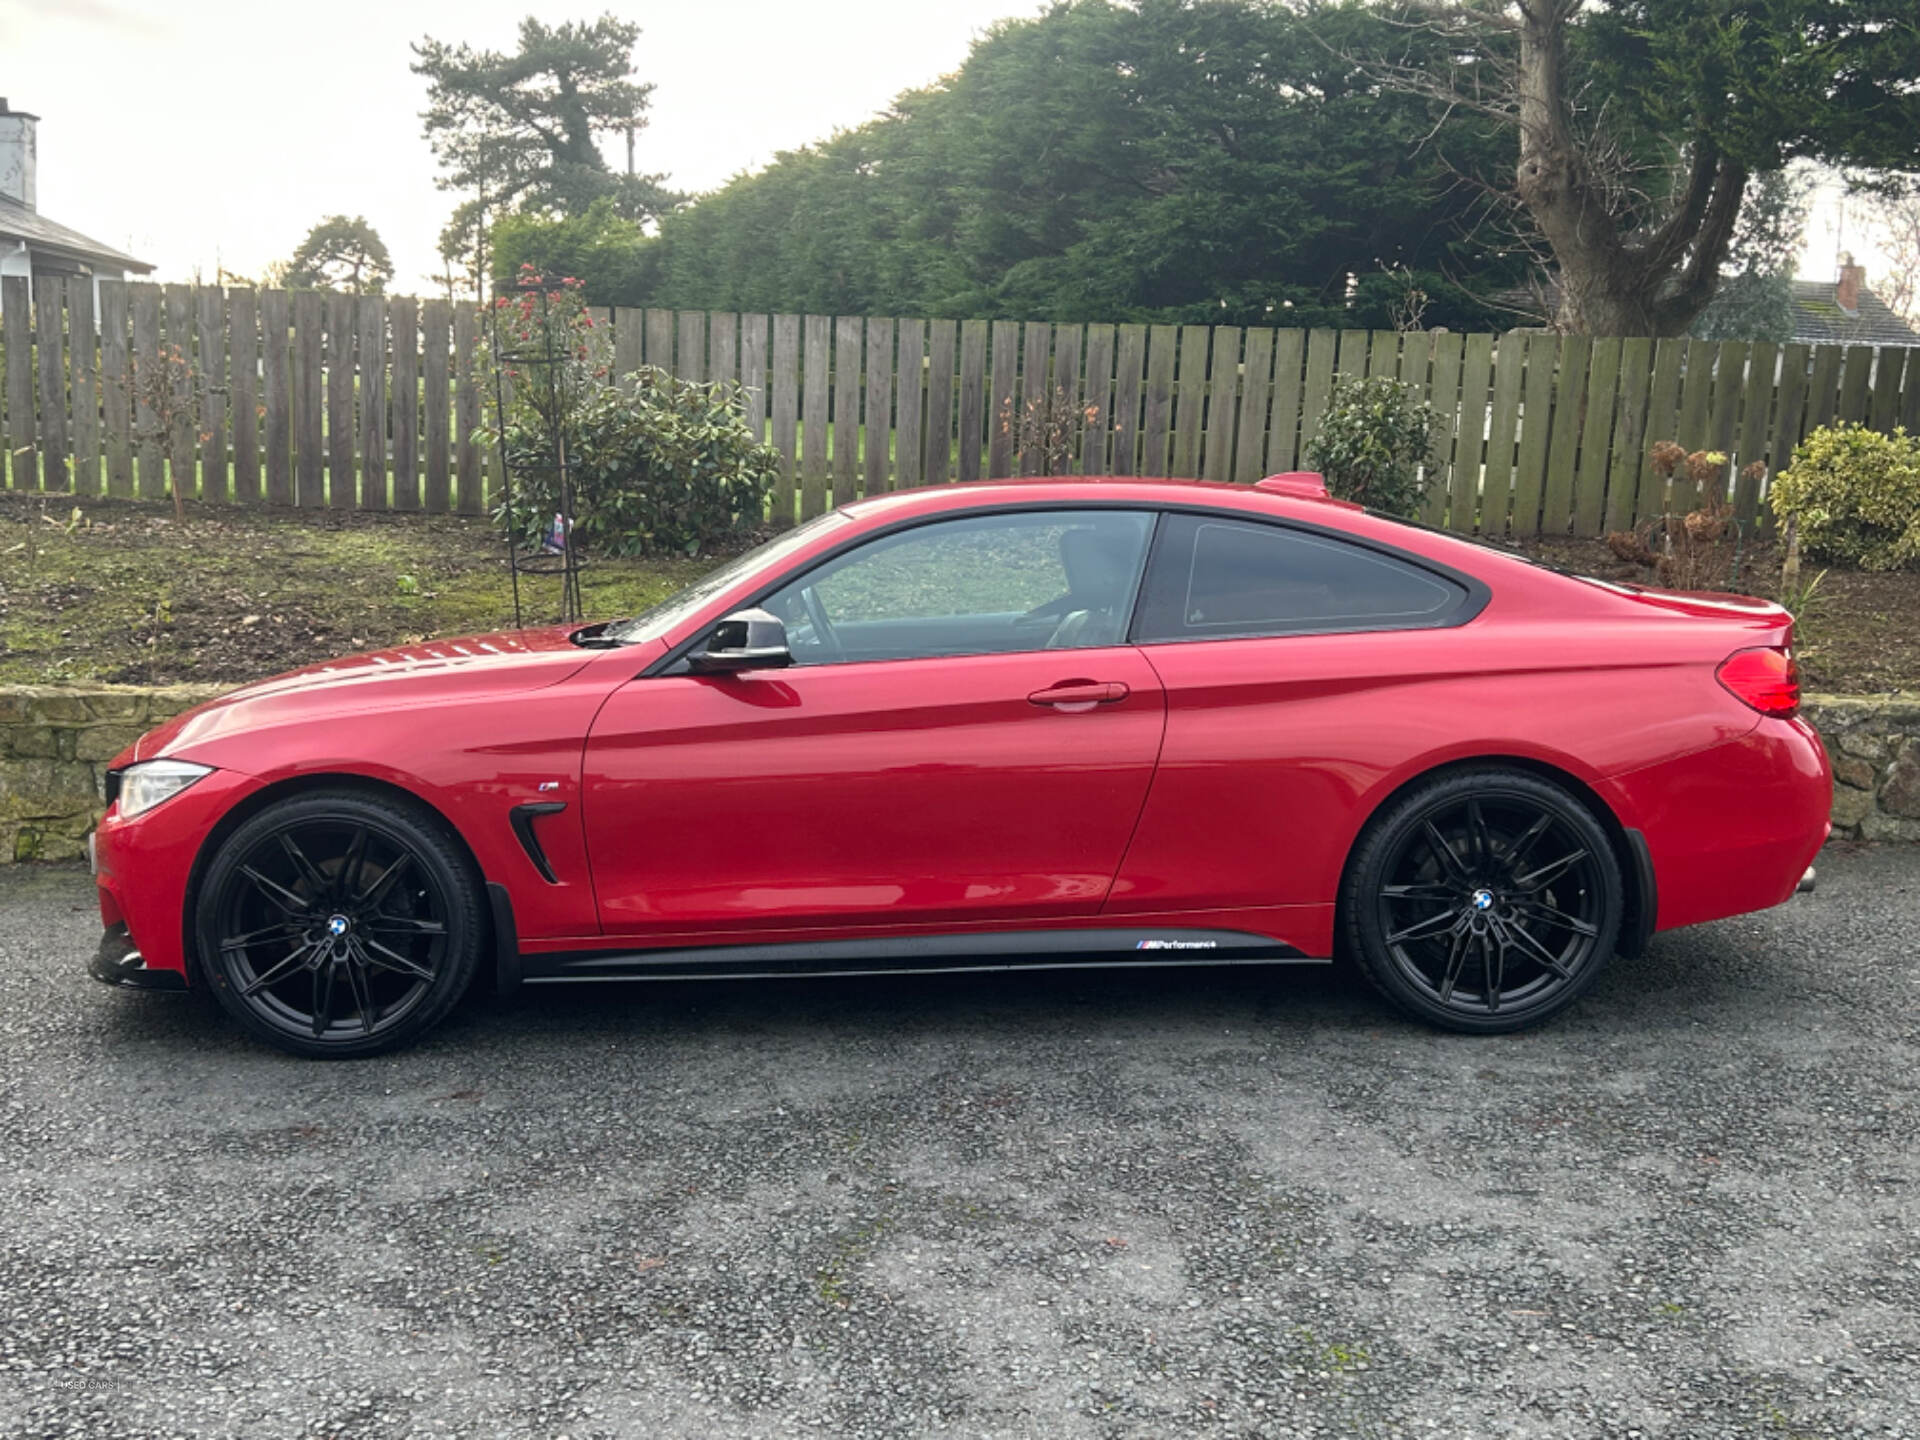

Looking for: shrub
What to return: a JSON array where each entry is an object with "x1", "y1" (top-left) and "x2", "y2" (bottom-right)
[
  {"x1": 499, "y1": 366, "x2": 778, "y2": 557},
  {"x1": 1606, "y1": 490, "x2": 1741, "y2": 590},
  {"x1": 484, "y1": 266, "x2": 775, "y2": 556},
  {"x1": 1304, "y1": 375, "x2": 1435, "y2": 518},
  {"x1": 1769, "y1": 423, "x2": 1920, "y2": 571}
]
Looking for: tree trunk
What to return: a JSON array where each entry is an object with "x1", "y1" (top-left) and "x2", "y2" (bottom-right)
[
  {"x1": 1509, "y1": 1, "x2": 1744, "y2": 337},
  {"x1": 1562, "y1": 283, "x2": 1668, "y2": 338}
]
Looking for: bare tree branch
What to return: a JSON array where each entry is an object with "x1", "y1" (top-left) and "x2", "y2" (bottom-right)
[{"x1": 1333, "y1": 0, "x2": 1757, "y2": 334}]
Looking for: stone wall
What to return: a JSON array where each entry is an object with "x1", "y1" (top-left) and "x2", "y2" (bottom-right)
[
  {"x1": 0, "y1": 685, "x2": 223, "y2": 862},
  {"x1": 1, "y1": 685, "x2": 1916, "y2": 863},
  {"x1": 1804, "y1": 695, "x2": 1920, "y2": 842}
]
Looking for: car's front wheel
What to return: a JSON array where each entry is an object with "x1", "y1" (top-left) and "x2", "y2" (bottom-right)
[
  {"x1": 195, "y1": 790, "x2": 485, "y2": 1058},
  {"x1": 1343, "y1": 768, "x2": 1623, "y2": 1034}
]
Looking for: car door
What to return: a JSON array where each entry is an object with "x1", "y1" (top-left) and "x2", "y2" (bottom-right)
[
  {"x1": 1109, "y1": 511, "x2": 1480, "y2": 918},
  {"x1": 582, "y1": 507, "x2": 1166, "y2": 937}
]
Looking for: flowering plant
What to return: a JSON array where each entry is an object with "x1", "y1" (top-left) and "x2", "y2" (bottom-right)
[{"x1": 481, "y1": 267, "x2": 615, "y2": 549}]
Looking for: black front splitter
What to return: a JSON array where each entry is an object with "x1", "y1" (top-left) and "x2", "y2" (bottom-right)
[{"x1": 89, "y1": 926, "x2": 189, "y2": 992}]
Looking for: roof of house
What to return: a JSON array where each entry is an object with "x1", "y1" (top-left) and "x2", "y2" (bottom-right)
[
  {"x1": 1788, "y1": 280, "x2": 1919, "y2": 347},
  {"x1": 1489, "y1": 274, "x2": 1920, "y2": 348},
  {"x1": 0, "y1": 193, "x2": 152, "y2": 274}
]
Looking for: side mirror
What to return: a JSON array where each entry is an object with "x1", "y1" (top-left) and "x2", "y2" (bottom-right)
[{"x1": 687, "y1": 608, "x2": 792, "y2": 674}]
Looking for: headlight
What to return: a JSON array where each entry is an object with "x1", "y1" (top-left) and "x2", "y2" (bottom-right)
[{"x1": 116, "y1": 760, "x2": 214, "y2": 818}]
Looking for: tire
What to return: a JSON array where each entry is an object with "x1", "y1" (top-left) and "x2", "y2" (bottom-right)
[
  {"x1": 194, "y1": 789, "x2": 486, "y2": 1058},
  {"x1": 1342, "y1": 767, "x2": 1623, "y2": 1034}
]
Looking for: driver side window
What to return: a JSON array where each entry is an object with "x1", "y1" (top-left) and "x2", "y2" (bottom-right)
[{"x1": 762, "y1": 509, "x2": 1154, "y2": 665}]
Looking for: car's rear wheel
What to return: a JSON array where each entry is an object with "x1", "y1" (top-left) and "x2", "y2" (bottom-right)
[
  {"x1": 195, "y1": 790, "x2": 484, "y2": 1058},
  {"x1": 1344, "y1": 768, "x2": 1623, "y2": 1034}
]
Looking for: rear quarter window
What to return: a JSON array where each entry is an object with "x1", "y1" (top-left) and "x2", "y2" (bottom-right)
[{"x1": 1132, "y1": 514, "x2": 1472, "y2": 642}]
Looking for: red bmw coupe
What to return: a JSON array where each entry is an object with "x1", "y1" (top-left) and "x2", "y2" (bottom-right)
[{"x1": 88, "y1": 475, "x2": 1829, "y2": 1057}]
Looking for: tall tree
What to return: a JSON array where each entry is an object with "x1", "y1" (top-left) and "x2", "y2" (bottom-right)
[
  {"x1": 1357, "y1": 0, "x2": 1920, "y2": 335},
  {"x1": 412, "y1": 14, "x2": 678, "y2": 284},
  {"x1": 499, "y1": 0, "x2": 1525, "y2": 327},
  {"x1": 284, "y1": 215, "x2": 395, "y2": 295}
]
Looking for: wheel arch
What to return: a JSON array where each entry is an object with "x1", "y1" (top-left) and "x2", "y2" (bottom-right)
[
  {"x1": 180, "y1": 771, "x2": 491, "y2": 985},
  {"x1": 1337, "y1": 753, "x2": 1654, "y2": 960}
]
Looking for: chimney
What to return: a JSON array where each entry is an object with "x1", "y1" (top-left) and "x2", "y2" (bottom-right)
[
  {"x1": 1837, "y1": 251, "x2": 1864, "y2": 315},
  {"x1": 0, "y1": 99, "x2": 36, "y2": 211}
]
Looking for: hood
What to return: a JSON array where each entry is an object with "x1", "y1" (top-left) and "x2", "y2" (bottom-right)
[
  {"x1": 216, "y1": 625, "x2": 593, "y2": 699},
  {"x1": 126, "y1": 625, "x2": 603, "y2": 765}
]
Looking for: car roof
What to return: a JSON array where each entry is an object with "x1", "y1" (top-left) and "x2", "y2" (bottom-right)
[{"x1": 841, "y1": 475, "x2": 1273, "y2": 519}]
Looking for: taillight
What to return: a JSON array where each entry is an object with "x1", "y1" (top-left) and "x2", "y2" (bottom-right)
[{"x1": 1716, "y1": 646, "x2": 1800, "y2": 716}]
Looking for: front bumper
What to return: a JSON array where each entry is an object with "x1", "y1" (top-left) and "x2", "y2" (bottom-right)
[
  {"x1": 89, "y1": 923, "x2": 188, "y2": 991},
  {"x1": 90, "y1": 765, "x2": 265, "y2": 984}
]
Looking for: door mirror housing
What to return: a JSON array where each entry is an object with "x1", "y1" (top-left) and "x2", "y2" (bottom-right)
[{"x1": 688, "y1": 608, "x2": 792, "y2": 674}]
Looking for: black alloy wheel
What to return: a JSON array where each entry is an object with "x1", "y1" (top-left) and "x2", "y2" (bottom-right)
[
  {"x1": 1344, "y1": 768, "x2": 1623, "y2": 1033},
  {"x1": 196, "y1": 791, "x2": 485, "y2": 1058}
]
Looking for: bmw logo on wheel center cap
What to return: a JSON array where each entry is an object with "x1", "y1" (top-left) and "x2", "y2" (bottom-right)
[
  {"x1": 327, "y1": 914, "x2": 352, "y2": 937},
  {"x1": 1470, "y1": 889, "x2": 1495, "y2": 912}
]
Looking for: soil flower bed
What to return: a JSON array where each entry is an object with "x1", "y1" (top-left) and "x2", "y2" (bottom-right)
[{"x1": 1, "y1": 493, "x2": 719, "y2": 687}]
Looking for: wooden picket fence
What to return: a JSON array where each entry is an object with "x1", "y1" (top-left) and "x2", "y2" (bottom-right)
[{"x1": 6, "y1": 277, "x2": 1920, "y2": 536}]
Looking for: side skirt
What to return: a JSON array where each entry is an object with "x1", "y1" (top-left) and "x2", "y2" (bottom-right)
[{"x1": 521, "y1": 928, "x2": 1318, "y2": 985}]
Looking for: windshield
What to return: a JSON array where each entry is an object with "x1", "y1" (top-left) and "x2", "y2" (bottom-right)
[{"x1": 604, "y1": 511, "x2": 853, "y2": 644}]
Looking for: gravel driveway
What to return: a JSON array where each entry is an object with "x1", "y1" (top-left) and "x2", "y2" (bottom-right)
[{"x1": 2, "y1": 848, "x2": 1916, "y2": 1439}]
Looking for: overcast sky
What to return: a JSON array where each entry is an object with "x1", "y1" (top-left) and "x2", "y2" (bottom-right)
[
  {"x1": 5, "y1": 0, "x2": 1032, "y2": 287},
  {"x1": 4, "y1": 0, "x2": 1885, "y2": 292}
]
